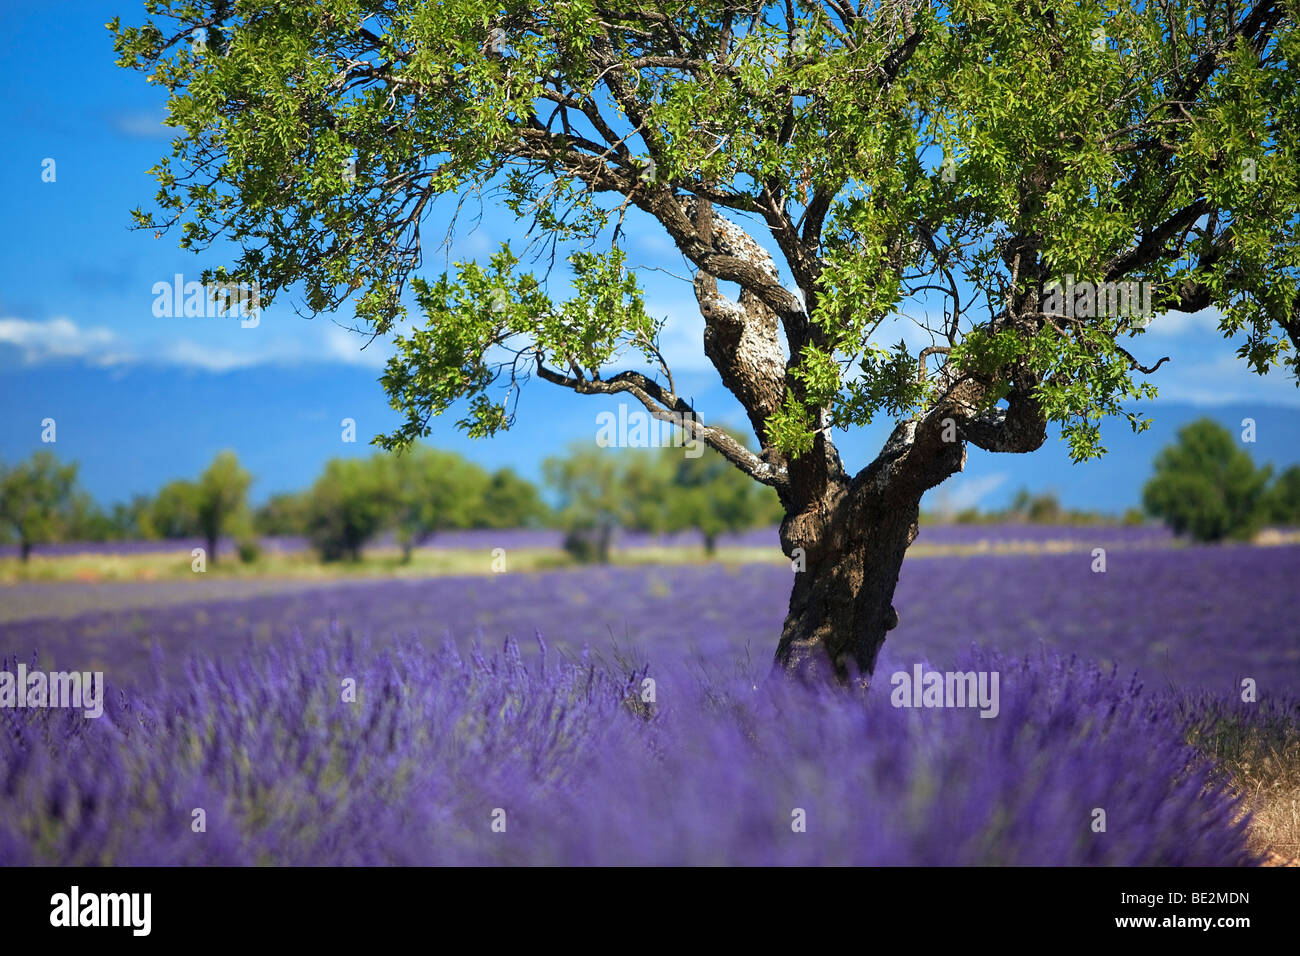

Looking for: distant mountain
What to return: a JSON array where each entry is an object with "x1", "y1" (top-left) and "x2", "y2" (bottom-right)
[
  {"x1": 2, "y1": 355, "x2": 1297, "y2": 514},
  {"x1": 852, "y1": 404, "x2": 1300, "y2": 515}
]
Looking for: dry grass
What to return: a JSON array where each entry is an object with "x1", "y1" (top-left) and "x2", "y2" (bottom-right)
[
  {"x1": 1235, "y1": 754, "x2": 1300, "y2": 865},
  {"x1": 1186, "y1": 702, "x2": 1300, "y2": 865},
  {"x1": 0, "y1": 547, "x2": 576, "y2": 583}
]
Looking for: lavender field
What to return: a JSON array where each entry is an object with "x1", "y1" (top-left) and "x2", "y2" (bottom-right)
[
  {"x1": 3, "y1": 543, "x2": 1294, "y2": 693},
  {"x1": 0, "y1": 521, "x2": 1178, "y2": 560},
  {"x1": 1, "y1": 540, "x2": 1296, "y2": 865},
  {"x1": 0, "y1": 637, "x2": 1272, "y2": 865}
]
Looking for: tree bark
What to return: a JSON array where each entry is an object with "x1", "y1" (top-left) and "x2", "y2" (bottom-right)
[
  {"x1": 20, "y1": 540, "x2": 31, "y2": 563},
  {"x1": 775, "y1": 486, "x2": 919, "y2": 685},
  {"x1": 773, "y1": 416, "x2": 974, "y2": 686}
]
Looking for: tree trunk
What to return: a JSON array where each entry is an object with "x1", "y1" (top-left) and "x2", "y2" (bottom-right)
[
  {"x1": 206, "y1": 532, "x2": 218, "y2": 565},
  {"x1": 597, "y1": 523, "x2": 613, "y2": 564},
  {"x1": 772, "y1": 420, "x2": 966, "y2": 686},
  {"x1": 703, "y1": 532, "x2": 716, "y2": 557},
  {"x1": 20, "y1": 540, "x2": 31, "y2": 563},
  {"x1": 775, "y1": 483, "x2": 921, "y2": 685}
]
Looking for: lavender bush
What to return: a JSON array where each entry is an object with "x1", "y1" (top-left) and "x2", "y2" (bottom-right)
[{"x1": 0, "y1": 635, "x2": 1263, "y2": 865}]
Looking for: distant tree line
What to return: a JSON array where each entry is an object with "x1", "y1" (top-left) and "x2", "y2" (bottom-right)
[
  {"x1": 293, "y1": 447, "x2": 549, "y2": 562},
  {"x1": 545, "y1": 430, "x2": 785, "y2": 564},
  {"x1": 920, "y1": 418, "x2": 1300, "y2": 542},
  {"x1": 0, "y1": 450, "x2": 259, "y2": 564},
  {"x1": 3, "y1": 418, "x2": 1291, "y2": 561},
  {"x1": 928, "y1": 489, "x2": 1147, "y2": 527},
  {"x1": 0, "y1": 436, "x2": 782, "y2": 563}
]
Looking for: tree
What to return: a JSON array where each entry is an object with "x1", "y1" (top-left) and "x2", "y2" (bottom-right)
[
  {"x1": 544, "y1": 446, "x2": 637, "y2": 564},
  {"x1": 1262, "y1": 465, "x2": 1300, "y2": 526},
  {"x1": 0, "y1": 452, "x2": 80, "y2": 561},
  {"x1": 545, "y1": 440, "x2": 773, "y2": 557},
  {"x1": 65, "y1": 493, "x2": 117, "y2": 542},
  {"x1": 381, "y1": 446, "x2": 488, "y2": 561},
  {"x1": 479, "y1": 468, "x2": 551, "y2": 529},
  {"x1": 195, "y1": 451, "x2": 252, "y2": 563},
  {"x1": 305, "y1": 457, "x2": 393, "y2": 562},
  {"x1": 1142, "y1": 419, "x2": 1271, "y2": 542},
  {"x1": 253, "y1": 491, "x2": 311, "y2": 536},
  {"x1": 115, "y1": 3, "x2": 1300, "y2": 683},
  {"x1": 112, "y1": 494, "x2": 158, "y2": 539},
  {"x1": 664, "y1": 432, "x2": 782, "y2": 554},
  {"x1": 151, "y1": 480, "x2": 201, "y2": 539},
  {"x1": 1005, "y1": 488, "x2": 1063, "y2": 523}
]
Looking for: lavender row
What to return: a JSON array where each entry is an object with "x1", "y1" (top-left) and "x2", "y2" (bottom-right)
[{"x1": 3, "y1": 545, "x2": 1295, "y2": 696}]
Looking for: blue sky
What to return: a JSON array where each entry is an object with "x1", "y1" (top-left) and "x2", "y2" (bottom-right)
[{"x1": 3, "y1": 2, "x2": 1299, "y2": 513}]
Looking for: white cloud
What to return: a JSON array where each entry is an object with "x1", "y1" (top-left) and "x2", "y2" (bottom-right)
[
  {"x1": 1142, "y1": 307, "x2": 1223, "y2": 337},
  {"x1": 152, "y1": 339, "x2": 266, "y2": 373},
  {"x1": 108, "y1": 109, "x2": 173, "y2": 140},
  {"x1": 647, "y1": 295, "x2": 710, "y2": 372},
  {"x1": 0, "y1": 317, "x2": 121, "y2": 364},
  {"x1": 7, "y1": 296, "x2": 1294, "y2": 411},
  {"x1": 1151, "y1": 351, "x2": 1300, "y2": 407},
  {"x1": 928, "y1": 473, "x2": 1009, "y2": 515},
  {"x1": 0, "y1": 316, "x2": 392, "y2": 372},
  {"x1": 322, "y1": 323, "x2": 390, "y2": 369}
]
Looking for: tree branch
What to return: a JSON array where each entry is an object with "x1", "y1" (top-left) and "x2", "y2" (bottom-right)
[{"x1": 534, "y1": 358, "x2": 789, "y2": 491}]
